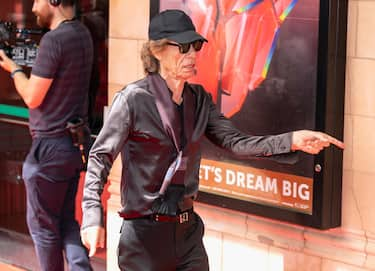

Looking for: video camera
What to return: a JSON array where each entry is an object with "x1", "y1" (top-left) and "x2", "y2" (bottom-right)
[{"x1": 0, "y1": 21, "x2": 44, "y2": 67}]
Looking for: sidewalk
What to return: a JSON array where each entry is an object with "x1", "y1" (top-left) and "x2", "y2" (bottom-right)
[{"x1": 0, "y1": 262, "x2": 26, "y2": 271}]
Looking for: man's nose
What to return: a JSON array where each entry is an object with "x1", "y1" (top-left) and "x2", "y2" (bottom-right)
[{"x1": 187, "y1": 46, "x2": 197, "y2": 56}]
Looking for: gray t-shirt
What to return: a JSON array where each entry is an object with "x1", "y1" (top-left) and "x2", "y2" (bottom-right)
[{"x1": 30, "y1": 19, "x2": 93, "y2": 137}]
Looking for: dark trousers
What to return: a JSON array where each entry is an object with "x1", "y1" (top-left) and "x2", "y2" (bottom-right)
[
  {"x1": 118, "y1": 211, "x2": 209, "y2": 271},
  {"x1": 22, "y1": 136, "x2": 92, "y2": 271}
]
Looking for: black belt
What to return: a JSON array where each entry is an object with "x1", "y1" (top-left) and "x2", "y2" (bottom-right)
[
  {"x1": 121, "y1": 208, "x2": 193, "y2": 224},
  {"x1": 32, "y1": 129, "x2": 70, "y2": 139}
]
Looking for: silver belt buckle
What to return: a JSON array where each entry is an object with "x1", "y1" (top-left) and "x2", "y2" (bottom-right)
[{"x1": 179, "y1": 211, "x2": 189, "y2": 223}]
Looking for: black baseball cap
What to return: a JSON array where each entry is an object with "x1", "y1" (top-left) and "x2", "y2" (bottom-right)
[{"x1": 148, "y1": 9, "x2": 207, "y2": 44}]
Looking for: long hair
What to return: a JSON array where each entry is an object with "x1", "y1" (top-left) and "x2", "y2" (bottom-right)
[{"x1": 140, "y1": 39, "x2": 168, "y2": 74}]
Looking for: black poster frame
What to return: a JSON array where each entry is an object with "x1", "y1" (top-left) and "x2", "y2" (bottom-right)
[{"x1": 150, "y1": 0, "x2": 348, "y2": 229}]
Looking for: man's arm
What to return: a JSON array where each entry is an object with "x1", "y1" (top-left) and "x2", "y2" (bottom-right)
[
  {"x1": 0, "y1": 50, "x2": 52, "y2": 109},
  {"x1": 204, "y1": 92, "x2": 344, "y2": 156},
  {"x1": 81, "y1": 90, "x2": 132, "y2": 256}
]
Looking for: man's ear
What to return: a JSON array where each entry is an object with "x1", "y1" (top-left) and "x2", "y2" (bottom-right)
[
  {"x1": 151, "y1": 48, "x2": 163, "y2": 61},
  {"x1": 151, "y1": 51, "x2": 163, "y2": 61}
]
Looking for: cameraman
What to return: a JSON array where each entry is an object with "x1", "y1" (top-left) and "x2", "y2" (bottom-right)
[{"x1": 0, "y1": 1, "x2": 93, "y2": 271}]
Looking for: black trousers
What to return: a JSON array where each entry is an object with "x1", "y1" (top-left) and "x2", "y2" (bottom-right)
[{"x1": 118, "y1": 211, "x2": 209, "y2": 271}]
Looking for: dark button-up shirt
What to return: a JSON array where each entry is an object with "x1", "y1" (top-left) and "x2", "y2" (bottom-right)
[{"x1": 82, "y1": 74, "x2": 294, "y2": 229}]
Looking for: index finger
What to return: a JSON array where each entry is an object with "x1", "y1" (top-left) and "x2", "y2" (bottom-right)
[
  {"x1": 317, "y1": 133, "x2": 344, "y2": 149},
  {"x1": 80, "y1": 230, "x2": 91, "y2": 250},
  {"x1": 88, "y1": 242, "x2": 97, "y2": 257},
  {"x1": 328, "y1": 136, "x2": 345, "y2": 149}
]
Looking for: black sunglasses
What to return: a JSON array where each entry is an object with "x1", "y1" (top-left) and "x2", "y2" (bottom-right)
[{"x1": 166, "y1": 40, "x2": 204, "y2": 54}]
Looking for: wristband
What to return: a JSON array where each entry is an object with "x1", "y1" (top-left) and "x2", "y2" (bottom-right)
[{"x1": 10, "y1": 68, "x2": 24, "y2": 78}]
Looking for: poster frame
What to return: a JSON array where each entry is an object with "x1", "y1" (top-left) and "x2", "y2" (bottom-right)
[{"x1": 150, "y1": 0, "x2": 348, "y2": 229}]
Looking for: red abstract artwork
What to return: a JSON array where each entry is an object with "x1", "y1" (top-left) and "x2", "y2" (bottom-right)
[{"x1": 184, "y1": 0, "x2": 298, "y2": 117}]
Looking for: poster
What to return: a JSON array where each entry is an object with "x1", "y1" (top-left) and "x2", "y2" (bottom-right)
[{"x1": 158, "y1": 0, "x2": 320, "y2": 214}]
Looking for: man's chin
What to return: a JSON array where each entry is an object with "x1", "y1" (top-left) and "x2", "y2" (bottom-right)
[
  {"x1": 181, "y1": 70, "x2": 197, "y2": 79},
  {"x1": 36, "y1": 18, "x2": 42, "y2": 27},
  {"x1": 36, "y1": 18, "x2": 48, "y2": 28}
]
